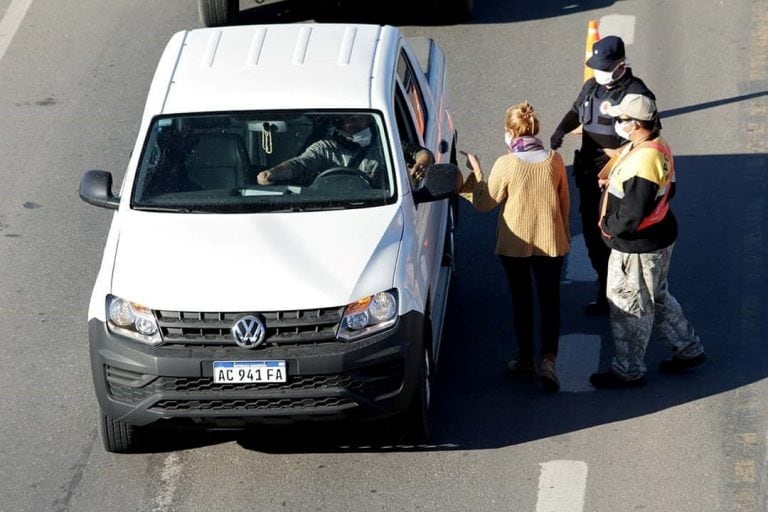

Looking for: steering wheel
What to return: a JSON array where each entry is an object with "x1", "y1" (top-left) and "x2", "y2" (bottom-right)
[{"x1": 313, "y1": 167, "x2": 374, "y2": 188}]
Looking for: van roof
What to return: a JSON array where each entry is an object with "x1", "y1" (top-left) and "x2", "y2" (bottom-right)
[{"x1": 145, "y1": 23, "x2": 401, "y2": 115}]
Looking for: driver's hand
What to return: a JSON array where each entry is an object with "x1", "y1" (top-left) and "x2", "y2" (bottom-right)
[
  {"x1": 409, "y1": 149, "x2": 434, "y2": 181},
  {"x1": 408, "y1": 163, "x2": 426, "y2": 182},
  {"x1": 257, "y1": 170, "x2": 273, "y2": 185}
]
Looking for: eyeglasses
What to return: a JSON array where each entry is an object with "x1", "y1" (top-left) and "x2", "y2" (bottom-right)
[{"x1": 617, "y1": 117, "x2": 634, "y2": 122}]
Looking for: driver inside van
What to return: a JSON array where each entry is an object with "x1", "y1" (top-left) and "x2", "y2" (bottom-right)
[{"x1": 256, "y1": 114, "x2": 434, "y2": 188}]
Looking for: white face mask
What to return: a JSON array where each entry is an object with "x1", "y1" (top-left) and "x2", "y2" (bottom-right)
[
  {"x1": 614, "y1": 119, "x2": 633, "y2": 140},
  {"x1": 594, "y1": 69, "x2": 614, "y2": 85},
  {"x1": 350, "y1": 127, "x2": 372, "y2": 147},
  {"x1": 504, "y1": 132, "x2": 513, "y2": 148},
  {"x1": 594, "y1": 63, "x2": 627, "y2": 86}
]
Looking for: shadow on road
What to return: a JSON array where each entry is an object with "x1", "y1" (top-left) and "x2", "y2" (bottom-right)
[
  {"x1": 659, "y1": 91, "x2": 768, "y2": 119},
  {"x1": 231, "y1": 0, "x2": 621, "y2": 26},
  {"x1": 430, "y1": 151, "x2": 766, "y2": 451}
]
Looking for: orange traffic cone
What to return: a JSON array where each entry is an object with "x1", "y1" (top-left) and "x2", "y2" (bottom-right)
[{"x1": 583, "y1": 19, "x2": 600, "y2": 82}]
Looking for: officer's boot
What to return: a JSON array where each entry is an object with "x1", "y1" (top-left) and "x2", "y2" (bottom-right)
[{"x1": 586, "y1": 271, "x2": 609, "y2": 316}]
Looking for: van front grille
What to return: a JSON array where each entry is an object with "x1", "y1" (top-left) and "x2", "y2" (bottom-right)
[{"x1": 154, "y1": 307, "x2": 345, "y2": 348}]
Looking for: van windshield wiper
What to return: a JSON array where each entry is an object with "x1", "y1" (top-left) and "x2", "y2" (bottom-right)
[{"x1": 132, "y1": 205, "x2": 213, "y2": 213}]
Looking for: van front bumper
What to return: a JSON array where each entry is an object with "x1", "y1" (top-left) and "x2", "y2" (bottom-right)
[{"x1": 88, "y1": 311, "x2": 425, "y2": 428}]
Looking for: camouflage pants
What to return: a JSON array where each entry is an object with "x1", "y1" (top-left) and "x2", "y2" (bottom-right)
[{"x1": 607, "y1": 244, "x2": 705, "y2": 379}]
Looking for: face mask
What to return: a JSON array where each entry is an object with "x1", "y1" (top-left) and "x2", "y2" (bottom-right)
[
  {"x1": 350, "y1": 127, "x2": 372, "y2": 147},
  {"x1": 594, "y1": 68, "x2": 614, "y2": 85},
  {"x1": 504, "y1": 132, "x2": 514, "y2": 149},
  {"x1": 614, "y1": 119, "x2": 633, "y2": 140},
  {"x1": 594, "y1": 63, "x2": 626, "y2": 86}
]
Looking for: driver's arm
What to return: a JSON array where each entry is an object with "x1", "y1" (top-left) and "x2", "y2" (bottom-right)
[
  {"x1": 256, "y1": 161, "x2": 294, "y2": 185},
  {"x1": 256, "y1": 141, "x2": 330, "y2": 185}
]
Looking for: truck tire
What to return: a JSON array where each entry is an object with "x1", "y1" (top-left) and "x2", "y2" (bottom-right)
[
  {"x1": 392, "y1": 332, "x2": 433, "y2": 443},
  {"x1": 198, "y1": 0, "x2": 238, "y2": 27},
  {"x1": 101, "y1": 413, "x2": 140, "y2": 453}
]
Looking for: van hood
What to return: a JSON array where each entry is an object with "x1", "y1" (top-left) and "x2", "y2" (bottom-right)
[{"x1": 110, "y1": 207, "x2": 403, "y2": 312}]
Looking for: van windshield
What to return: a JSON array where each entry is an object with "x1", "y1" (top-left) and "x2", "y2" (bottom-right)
[{"x1": 131, "y1": 111, "x2": 396, "y2": 213}]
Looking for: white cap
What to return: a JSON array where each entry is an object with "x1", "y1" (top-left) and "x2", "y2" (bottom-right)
[{"x1": 606, "y1": 94, "x2": 657, "y2": 121}]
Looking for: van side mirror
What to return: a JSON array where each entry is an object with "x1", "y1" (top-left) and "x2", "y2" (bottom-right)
[
  {"x1": 79, "y1": 170, "x2": 120, "y2": 210},
  {"x1": 412, "y1": 163, "x2": 461, "y2": 204}
]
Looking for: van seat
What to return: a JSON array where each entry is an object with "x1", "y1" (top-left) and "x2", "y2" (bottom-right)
[{"x1": 185, "y1": 133, "x2": 250, "y2": 190}]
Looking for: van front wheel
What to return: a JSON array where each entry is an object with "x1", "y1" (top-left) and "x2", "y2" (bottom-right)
[
  {"x1": 392, "y1": 342, "x2": 433, "y2": 443},
  {"x1": 101, "y1": 413, "x2": 140, "y2": 453}
]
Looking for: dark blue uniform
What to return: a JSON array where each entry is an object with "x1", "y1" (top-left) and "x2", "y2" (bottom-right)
[{"x1": 551, "y1": 69, "x2": 656, "y2": 308}]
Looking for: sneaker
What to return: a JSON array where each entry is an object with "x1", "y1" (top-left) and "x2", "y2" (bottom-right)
[
  {"x1": 537, "y1": 360, "x2": 560, "y2": 393},
  {"x1": 589, "y1": 371, "x2": 647, "y2": 389},
  {"x1": 585, "y1": 300, "x2": 609, "y2": 316},
  {"x1": 507, "y1": 359, "x2": 535, "y2": 375},
  {"x1": 659, "y1": 353, "x2": 707, "y2": 374}
]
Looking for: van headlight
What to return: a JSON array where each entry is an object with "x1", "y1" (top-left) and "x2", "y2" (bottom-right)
[
  {"x1": 338, "y1": 290, "x2": 398, "y2": 340},
  {"x1": 106, "y1": 295, "x2": 162, "y2": 345}
]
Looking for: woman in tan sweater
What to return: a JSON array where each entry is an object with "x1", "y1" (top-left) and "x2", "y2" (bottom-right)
[{"x1": 461, "y1": 102, "x2": 570, "y2": 392}]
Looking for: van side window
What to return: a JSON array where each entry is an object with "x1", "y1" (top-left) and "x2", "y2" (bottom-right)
[
  {"x1": 395, "y1": 89, "x2": 419, "y2": 148},
  {"x1": 395, "y1": 88, "x2": 425, "y2": 190},
  {"x1": 396, "y1": 50, "x2": 427, "y2": 139}
]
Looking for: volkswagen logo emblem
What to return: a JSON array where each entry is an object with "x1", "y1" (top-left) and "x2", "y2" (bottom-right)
[{"x1": 231, "y1": 315, "x2": 267, "y2": 349}]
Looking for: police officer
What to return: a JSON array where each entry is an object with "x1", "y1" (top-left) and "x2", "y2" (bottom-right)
[{"x1": 550, "y1": 35, "x2": 657, "y2": 315}]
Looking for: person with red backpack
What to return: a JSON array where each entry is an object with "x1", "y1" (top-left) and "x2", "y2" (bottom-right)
[{"x1": 589, "y1": 94, "x2": 707, "y2": 389}]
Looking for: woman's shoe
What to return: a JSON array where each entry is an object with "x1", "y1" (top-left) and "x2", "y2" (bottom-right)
[{"x1": 537, "y1": 360, "x2": 560, "y2": 392}]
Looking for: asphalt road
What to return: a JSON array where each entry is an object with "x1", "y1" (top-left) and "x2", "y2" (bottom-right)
[{"x1": 0, "y1": 0, "x2": 766, "y2": 511}]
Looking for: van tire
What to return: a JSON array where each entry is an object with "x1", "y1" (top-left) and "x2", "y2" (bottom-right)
[
  {"x1": 198, "y1": 0, "x2": 238, "y2": 27},
  {"x1": 101, "y1": 413, "x2": 140, "y2": 453},
  {"x1": 392, "y1": 336, "x2": 433, "y2": 443}
]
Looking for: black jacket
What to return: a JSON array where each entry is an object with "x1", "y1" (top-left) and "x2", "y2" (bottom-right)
[
  {"x1": 599, "y1": 135, "x2": 677, "y2": 253},
  {"x1": 553, "y1": 69, "x2": 656, "y2": 172}
]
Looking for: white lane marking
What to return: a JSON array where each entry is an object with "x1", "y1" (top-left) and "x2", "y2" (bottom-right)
[
  {"x1": 557, "y1": 334, "x2": 601, "y2": 393},
  {"x1": 563, "y1": 237, "x2": 603, "y2": 392},
  {"x1": 151, "y1": 453, "x2": 183, "y2": 512},
  {"x1": 536, "y1": 460, "x2": 588, "y2": 512},
  {"x1": 598, "y1": 14, "x2": 637, "y2": 44},
  {"x1": 564, "y1": 234, "x2": 595, "y2": 283},
  {"x1": 0, "y1": 0, "x2": 33, "y2": 62}
]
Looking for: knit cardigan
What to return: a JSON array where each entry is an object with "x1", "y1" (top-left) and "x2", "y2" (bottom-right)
[{"x1": 460, "y1": 151, "x2": 571, "y2": 258}]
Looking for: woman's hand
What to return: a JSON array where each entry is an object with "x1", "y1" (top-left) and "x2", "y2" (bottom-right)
[{"x1": 459, "y1": 150, "x2": 483, "y2": 177}]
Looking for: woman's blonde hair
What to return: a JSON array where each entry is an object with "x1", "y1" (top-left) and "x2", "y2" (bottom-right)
[{"x1": 505, "y1": 101, "x2": 539, "y2": 137}]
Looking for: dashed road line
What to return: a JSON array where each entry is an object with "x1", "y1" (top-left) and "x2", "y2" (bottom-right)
[
  {"x1": 724, "y1": 0, "x2": 768, "y2": 509},
  {"x1": 0, "y1": 0, "x2": 33, "y2": 62},
  {"x1": 536, "y1": 460, "x2": 588, "y2": 512},
  {"x1": 557, "y1": 333, "x2": 601, "y2": 393},
  {"x1": 151, "y1": 453, "x2": 183, "y2": 512}
]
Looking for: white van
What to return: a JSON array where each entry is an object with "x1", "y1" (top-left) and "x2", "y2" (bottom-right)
[{"x1": 79, "y1": 23, "x2": 460, "y2": 452}]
